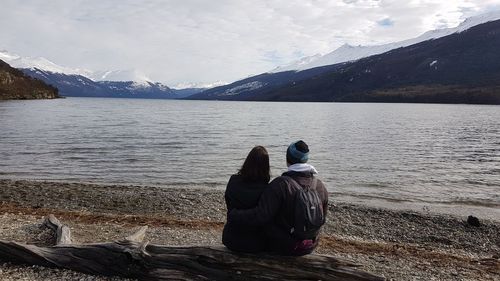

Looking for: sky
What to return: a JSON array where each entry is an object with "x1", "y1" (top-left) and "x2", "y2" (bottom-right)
[{"x1": 2, "y1": 0, "x2": 500, "y2": 87}]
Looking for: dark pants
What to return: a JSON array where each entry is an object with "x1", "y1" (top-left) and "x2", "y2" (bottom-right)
[
  {"x1": 264, "y1": 225, "x2": 317, "y2": 256},
  {"x1": 223, "y1": 223, "x2": 317, "y2": 256},
  {"x1": 222, "y1": 223, "x2": 267, "y2": 253}
]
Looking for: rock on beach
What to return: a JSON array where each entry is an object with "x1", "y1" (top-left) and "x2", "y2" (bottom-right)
[{"x1": 0, "y1": 179, "x2": 499, "y2": 280}]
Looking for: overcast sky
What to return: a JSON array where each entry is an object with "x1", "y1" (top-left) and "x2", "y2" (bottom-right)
[{"x1": 1, "y1": 0, "x2": 500, "y2": 86}]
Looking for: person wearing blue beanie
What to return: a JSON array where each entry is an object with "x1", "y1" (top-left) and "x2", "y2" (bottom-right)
[{"x1": 286, "y1": 140, "x2": 310, "y2": 164}]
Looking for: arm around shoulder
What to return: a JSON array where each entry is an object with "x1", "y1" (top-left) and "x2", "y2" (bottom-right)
[{"x1": 228, "y1": 178, "x2": 283, "y2": 226}]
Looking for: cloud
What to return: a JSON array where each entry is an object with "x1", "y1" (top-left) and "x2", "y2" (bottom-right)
[{"x1": 1, "y1": 0, "x2": 499, "y2": 85}]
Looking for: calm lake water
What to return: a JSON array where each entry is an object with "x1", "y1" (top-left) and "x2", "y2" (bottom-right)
[{"x1": 1, "y1": 98, "x2": 499, "y2": 219}]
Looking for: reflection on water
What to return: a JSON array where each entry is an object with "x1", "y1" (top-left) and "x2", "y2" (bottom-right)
[{"x1": 0, "y1": 98, "x2": 499, "y2": 217}]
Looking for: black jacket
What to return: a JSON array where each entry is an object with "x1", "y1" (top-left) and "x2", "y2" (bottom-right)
[
  {"x1": 222, "y1": 174, "x2": 269, "y2": 253},
  {"x1": 228, "y1": 171, "x2": 328, "y2": 254}
]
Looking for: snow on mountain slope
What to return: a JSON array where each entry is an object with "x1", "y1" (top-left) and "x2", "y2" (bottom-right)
[
  {"x1": 89, "y1": 69, "x2": 152, "y2": 84},
  {"x1": 0, "y1": 50, "x2": 17, "y2": 61},
  {"x1": 0, "y1": 50, "x2": 154, "y2": 85},
  {"x1": 0, "y1": 50, "x2": 93, "y2": 77},
  {"x1": 0, "y1": 50, "x2": 213, "y2": 90},
  {"x1": 172, "y1": 81, "x2": 228, "y2": 90},
  {"x1": 272, "y1": 10, "x2": 500, "y2": 72}
]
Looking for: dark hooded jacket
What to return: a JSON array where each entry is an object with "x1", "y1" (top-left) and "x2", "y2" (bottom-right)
[
  {"x1": 222, "y1": 174, "x2": 269, "y2": 252},
  {"x1": 228, "y1": 171, "x2": 328, "y2": 255}
]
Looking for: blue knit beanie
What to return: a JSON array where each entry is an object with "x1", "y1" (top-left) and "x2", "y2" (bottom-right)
[{"x1": 287, "y1": 140, "x2": 309, "y2": 164}]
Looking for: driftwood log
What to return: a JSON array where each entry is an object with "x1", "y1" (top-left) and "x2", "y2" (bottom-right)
[{"x1": 0, "y1": 215, "x2": 385, "y2": 280}]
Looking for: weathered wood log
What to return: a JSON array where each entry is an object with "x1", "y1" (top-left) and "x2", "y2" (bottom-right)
[
  {"x1": 43, "y1": 214, "x2": 72, "y2": 245},
  {"x1": 0, "y1": 215, "x2": 385, "y2": 280}
]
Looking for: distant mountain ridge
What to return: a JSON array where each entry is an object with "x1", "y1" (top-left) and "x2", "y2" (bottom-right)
[
  {"x1": 186, "y1": 64, "x2": 344, "y2": 100},
  {"x1": 188, "y1": 18, "x2": 500, "y2": 104},
  {"x1": 272, "y1": 10, "x2": 500, "y2": 72},
  {"x1": 21, "y1": 68, "x2": 200, "y2": 99},
  {"x1": 0, "y1": 50, "x2": 149, "y2": 83},
  {"x1": 0, "y1": 59, "x2": 59, "y2": 100},
  {"x1": 1, "y1": 50, "x2": 205, "y2": 99},
  {"x1": 3, "y1": 11, "x2": 500, "y2": 103}
]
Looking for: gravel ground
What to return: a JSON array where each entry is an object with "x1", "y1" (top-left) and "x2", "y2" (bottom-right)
[{"x1": 0, "y1": 179, "x2": 499, "y2": 280}]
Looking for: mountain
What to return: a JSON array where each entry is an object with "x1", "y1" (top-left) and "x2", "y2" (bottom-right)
[
  {"x1": 0, "y1": 50, "x2": 93, "y2": 78},
  {"x1": 0, "y1": 59, "x2": 59, "y2": 100},
  {"x1": 258, "y1": 19, "x2": 500, "y2": 104},
  {"x1": 1, "y1": 50, "x2": 203, "y2": 99},
  {"x1": 171, "y1": 87, "x2": 206, "y2": 98},
  {"x1": 272, "y1": 10, "x2": 500, "y2": 72},
  {"x1": 20, "y1": 68, "x2": 193, "y2": 99},
  {"x1": 188, "y1": 17, "x2": 500, "y2": 104},
  {"x1": 0, "y1": 50, "x2": 149, "y2": 82},
  {"x1": 185, "y1": 64, "x2": 344, "y2": 100}
]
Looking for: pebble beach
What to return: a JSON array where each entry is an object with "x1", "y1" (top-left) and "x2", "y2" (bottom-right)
[{"x1": 0, "y1": 179, "x2": 499, "y2": 280}]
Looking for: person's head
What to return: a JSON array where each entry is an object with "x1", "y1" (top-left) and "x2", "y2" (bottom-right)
[
  {"x1": 286, "y1": 140, "x2": 309, "y2": 166},
  {"x1": 238, "y1": 146, "x2": 271, "y2": 183}
]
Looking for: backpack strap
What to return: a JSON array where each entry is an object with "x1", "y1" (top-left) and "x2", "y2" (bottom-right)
[
  {"x1": 282, "y1": 175, "x2": 301, "y2": 190},
  {"x1": 282, "y1": 175, "x2": 317, "y2": 191},
  {"x1": 310, "y1": 177, "x2": 317, "y2": 191},
  {"x1": 281, "y1": 175, "x2": 301, "y2": 234}
]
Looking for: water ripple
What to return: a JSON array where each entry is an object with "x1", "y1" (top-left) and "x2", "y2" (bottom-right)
[{"x1": 0, "y1": 98, "x2": 499, "y2": 212}]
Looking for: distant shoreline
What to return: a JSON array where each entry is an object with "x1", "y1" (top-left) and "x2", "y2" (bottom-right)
[
  {"x1": 55, "y1": 95, "x2": 500, "y2": 105},
  {"x1": 3, "y1": 95, "x2": 500, "y2": 105}
]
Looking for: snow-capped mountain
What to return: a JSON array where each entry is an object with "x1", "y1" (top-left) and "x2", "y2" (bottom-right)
[
  {"x1": 0, "y1": 50, "x2": 156, "y2": 85},
  {"x1": 0, "y1": 59, "x2": 59, "y2": 100},
  {"x1": 189, "y1": 15, "x2": 500, "y2": 104},
  {"x1": 20, "y1": 67, "x2": 200, "y2": 99},
  {"x1": 89, "y1": 69, "x2": 154, "y2": 83},
  {"x1": 0, "y1": 49, "x2": 207, "y2": 98},
  {"x1": 272, "y1": 10, "x2": 500, "y2": 72},
  {"x1": 0, "y1": 50, "x2": 93, "y2": 77}
]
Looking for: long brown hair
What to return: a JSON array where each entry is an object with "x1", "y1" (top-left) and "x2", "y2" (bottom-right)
[{"x1": 238, "y1": 146, "x2": 270, "y2": 183}]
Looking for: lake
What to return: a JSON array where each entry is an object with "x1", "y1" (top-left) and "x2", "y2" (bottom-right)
[{"x1": 0, "y1": 98, "x2": 499, "y2": 219}]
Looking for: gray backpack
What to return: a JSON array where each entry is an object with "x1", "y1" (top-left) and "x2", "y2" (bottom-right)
[{"x1": 284, "y1": 176, "x2": 325, "y2": 240}]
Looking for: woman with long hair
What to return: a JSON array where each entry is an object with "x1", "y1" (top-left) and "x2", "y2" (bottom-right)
[{"x1": 222, "y1": 145, "x2": 270, "y2": 253}]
